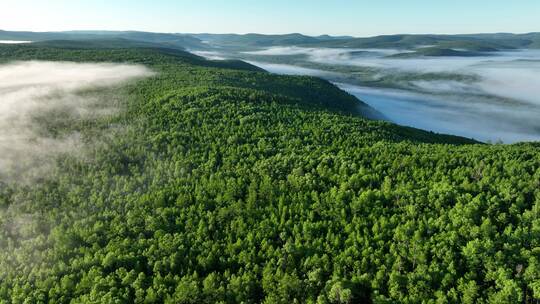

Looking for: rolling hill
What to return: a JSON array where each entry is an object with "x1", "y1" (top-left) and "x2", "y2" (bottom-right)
[
  {"x1": 191, "y1": 33, "x2": 348, "y2": 48},
  {"x1": 0, "y1": 42, "x2": 539, "y2": 303},
  {"x1": 305, "y1": 33, "x2": 540, "y2": 51},
  {"x1": 0, "y1": 30, "x2": 208, "y2": 50},
  {"x1": 3, "y1": 30, "x2": 540, "y2": 53}
]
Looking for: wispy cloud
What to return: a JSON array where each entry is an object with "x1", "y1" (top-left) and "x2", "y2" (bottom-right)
[
  {"x1": 191, "y1": 50, "x2": 227, "y2": 60},
  {"x1": 243, "y1": 46, "x2": 406, "y2": 62}
]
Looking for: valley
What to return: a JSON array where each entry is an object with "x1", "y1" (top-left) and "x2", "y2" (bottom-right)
[{"x1": 194, "y1": 43, "x2": 540, "y2": 143}]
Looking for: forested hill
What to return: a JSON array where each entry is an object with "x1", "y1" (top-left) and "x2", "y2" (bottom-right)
[
  {"x1": 0, "y1": 30, "x2": 208, "y2": 50},
  {"x1": 0, "y1": 44, "x2": 539, "y2": 303},
  {"x1": 0, "y1": 43, "x2": 383, "y2": 120}
]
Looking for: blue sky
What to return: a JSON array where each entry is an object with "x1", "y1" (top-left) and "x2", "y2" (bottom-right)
[{"x1": 1, "y1": 0, "x2": 539, "y2": 36}]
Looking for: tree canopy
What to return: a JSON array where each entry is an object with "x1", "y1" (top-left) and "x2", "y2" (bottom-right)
[{"x1": 0, "y1": 43, "x2": 539, "y2": 304}]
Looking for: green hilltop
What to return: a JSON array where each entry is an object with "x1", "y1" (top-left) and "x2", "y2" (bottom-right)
[{"x1": 0, "y1": 42, "x2": 539, "y2": 303}]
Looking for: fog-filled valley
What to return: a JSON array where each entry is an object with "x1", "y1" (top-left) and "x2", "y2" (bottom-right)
[{"x1": 194, "y1": 46, "x2": 540, "y2": 143}]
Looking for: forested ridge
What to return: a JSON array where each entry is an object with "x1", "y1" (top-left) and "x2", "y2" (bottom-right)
[{"x1": 0, "y1": 44, "x2": 539, "y2": 304}]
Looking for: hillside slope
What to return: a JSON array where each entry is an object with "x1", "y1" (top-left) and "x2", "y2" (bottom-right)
[{"x1": 0, "y1": 44, "x2": 539, "y2": 304}]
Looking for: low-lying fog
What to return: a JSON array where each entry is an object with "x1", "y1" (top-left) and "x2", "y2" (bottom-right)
[
  {"x1": 238, "y1": 47, "x2": 540, "y2": 143},
  {"x1": 341, "y1": 84, "x2": 540, "y2": 143},
  {"x1": 0, "y1": 61, "x2": 153, "y2": 181},
  {"x1": 0, "y1": 40, "x2": 32, "y2": 44}
]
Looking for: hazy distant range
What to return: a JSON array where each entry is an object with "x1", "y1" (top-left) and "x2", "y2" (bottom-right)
[{"x1": 2, "y1": 30, "x2": 540, "y2": 143}]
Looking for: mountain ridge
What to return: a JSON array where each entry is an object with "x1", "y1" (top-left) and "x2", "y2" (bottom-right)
[{"x1": 3, "y1": 30, "x2": 539, "y2": 51}]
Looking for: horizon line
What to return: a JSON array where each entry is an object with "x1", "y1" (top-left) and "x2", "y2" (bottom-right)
[{"x1": 1, "y1": 28, "x2": 539, "y2": 40}]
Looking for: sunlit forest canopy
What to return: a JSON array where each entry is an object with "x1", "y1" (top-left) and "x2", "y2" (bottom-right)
[{"x1": 0, "y1": 42, "x2": 539, "y2": 303}]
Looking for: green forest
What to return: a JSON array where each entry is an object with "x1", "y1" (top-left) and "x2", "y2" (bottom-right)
[{"x1": 0, "y1": 43, "x2": 539, "y2": 304}]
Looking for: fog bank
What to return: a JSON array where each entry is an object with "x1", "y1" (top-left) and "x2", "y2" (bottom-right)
[
  {"x1": 0, "y1": 40, "x2": 32, "y2": 44},
  {"x1": 0, "y1": 61, "x2": 153, "y2": 181},
  {"x1": 341, "y1": 84, "x2": 540, "y2": 143},
  {"x1": 245, "y1": 61, "x2": 338, "y2": 77}
]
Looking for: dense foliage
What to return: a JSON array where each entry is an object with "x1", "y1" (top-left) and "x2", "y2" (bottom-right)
[{"x1": 0, "y1": 44, "x2": 539, "y2": 304}]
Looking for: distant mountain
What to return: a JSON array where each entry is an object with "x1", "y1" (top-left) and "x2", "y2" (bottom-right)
[
  {"x1": 191, "y1": 33, "x2": 350, "y2": 47},
  {"x1": 2, "y1": 30, "x2": 539, "y2": 53},
  {"x1": 306, "y1": 33, "x2": 540, "y2": 50},
  {"x1": 193, "y1": 33, "x2": 318, "y2": 47},
  {"x1": 387, "y1": 46, "x2": 489, "y2": 58},
  {"x1": 433, "y1": 41, "x2": 501, "y2": 52},
  {"x1": 190, "y1": 32, "x2": 540, "y2": 51},
  {"x1": 0, "y1": 30, "x2": 208, "y2": 50},
  {"x1": 312, "y1": 34, "x2": 443, "y2": 49},
  {"x1": 30, "y1": 38, "x2": 176, "y2": 50},
  {"x1": 315, "y1": 34, "x2": 355, "y2": 40}
]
